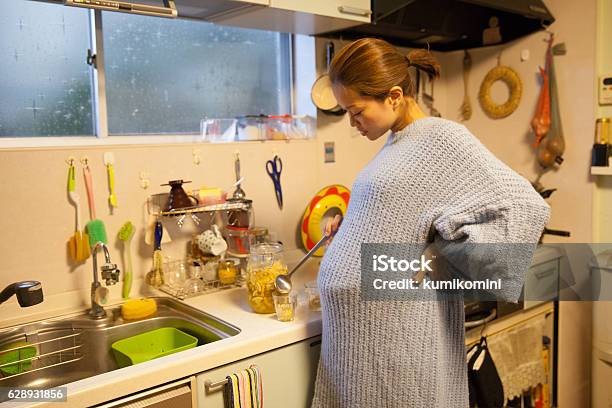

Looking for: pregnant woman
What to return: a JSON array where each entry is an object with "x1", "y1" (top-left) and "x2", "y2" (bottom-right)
[{"x1": 312, "y1": 38, "x2": 550, "y2": 407}]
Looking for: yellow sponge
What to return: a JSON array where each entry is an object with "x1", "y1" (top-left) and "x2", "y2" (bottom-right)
[{"x1": 121, "y1": 298, "x2": 157, "y2": 320}]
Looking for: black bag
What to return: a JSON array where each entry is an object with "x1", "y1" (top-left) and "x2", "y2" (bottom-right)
[
  {"x1": 467, "y1": 337, "x2": 504, "y2": 408},
  {"x1": 466, "y1": 343, "x2": 480, "y2": 408}
]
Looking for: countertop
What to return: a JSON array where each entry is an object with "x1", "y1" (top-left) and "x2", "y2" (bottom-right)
[{"x1": 3, "y1": 262, "x2": 323, "y2": 408}]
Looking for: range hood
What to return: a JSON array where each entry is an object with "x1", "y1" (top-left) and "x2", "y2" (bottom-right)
[{"x1": 319, "y1": 0, "x2": 555, "y2": 51}]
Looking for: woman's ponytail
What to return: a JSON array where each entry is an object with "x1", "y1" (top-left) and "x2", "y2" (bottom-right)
[{"x1": 406, "y1": 49, "x2": 441, "y2": 80}]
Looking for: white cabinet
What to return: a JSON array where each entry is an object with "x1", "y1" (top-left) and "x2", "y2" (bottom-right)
[
  {"x1": 195, "y1": 336, "x2": 322, "y2": 407},
  {"x1": 213, "y1": 0, "x2": 370, "y2": 35},
  {"x1": 270, "y1": 0, "x2": 371, "y2": 22}
]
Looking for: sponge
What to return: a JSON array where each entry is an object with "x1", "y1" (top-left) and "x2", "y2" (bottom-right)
[
  {"x1": 87, "y1": 219, "x2": 108, "y2": 247},
  {"x1": 0, "y1": 341, "x2": 37, "y2": 376},
  {"x1": 121, "y1": 298, "x2": 157, "y2": 320}
]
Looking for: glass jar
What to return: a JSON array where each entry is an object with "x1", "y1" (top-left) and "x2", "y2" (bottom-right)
[
  {"x1": 305, "y1": 280, "x2": 321, "y2": 311},
  {"x1": 248, "y1": 226, "x2": 269, "y2": 247},
  {"x1": 246, "y1": 243, "x2": 287, "y2": 314},
  {"x1": 218, "y1": 258, "x2": 240, "y2": 285}
]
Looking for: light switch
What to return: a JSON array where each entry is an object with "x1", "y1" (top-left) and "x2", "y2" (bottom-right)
[
  {"x1": 599, "y1": 74, "x2": 612, "y2": 105},
  {"x1": 324, "y1": 142, "x2": 335, "y2": 163}
]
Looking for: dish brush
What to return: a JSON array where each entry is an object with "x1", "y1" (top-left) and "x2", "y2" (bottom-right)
[
  {"x1": 104, "y1": 152, "x2": 118, "y2": 210},
  {"x1": 67, "y1": 162, "x2": 90, "y2": 262},
  {"x1": 118, "y1": 221, "x2": 135, "y2": 299},
  {"x1": 83, "y1": 162, "x2": 108, "y2": 247}
]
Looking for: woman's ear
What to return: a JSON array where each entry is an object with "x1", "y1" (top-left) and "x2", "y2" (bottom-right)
[{"x1": 388, "y1": 86, "x2": 404, "y2": 110}]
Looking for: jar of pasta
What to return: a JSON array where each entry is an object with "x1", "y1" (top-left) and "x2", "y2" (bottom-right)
[{"x1": 246, "y1": 243, "x2": 287, "y2": 313}]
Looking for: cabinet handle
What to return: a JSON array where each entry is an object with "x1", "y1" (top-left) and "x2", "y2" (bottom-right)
[
  {"x1": 310, "y1": 339, "x2": 322, "y2": 347},
  {"x1": 534, "y1": 268, "x2": 555, "y2": 279},
  {"x1": 204, "y1": 378, "x2": 229, "y2": 393},
  {"x1": 337, "y1": 5, "x2": 372, "y2": 17}
]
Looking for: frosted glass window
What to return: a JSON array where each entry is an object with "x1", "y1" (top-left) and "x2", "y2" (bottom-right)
[
  {"x1": 0, "y1": 0, "x2": 94, "y2": 137},
  {"x1": 103, "y1": 13, "x2": 292, "y2": 135}
]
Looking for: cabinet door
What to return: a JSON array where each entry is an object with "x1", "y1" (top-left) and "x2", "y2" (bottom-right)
[
  {"x1": 270, "y1": 0, "x2": 371, "y2": 22},
  {"x1": 195, "y1": 336, "x2": 321, "y2": 407}
]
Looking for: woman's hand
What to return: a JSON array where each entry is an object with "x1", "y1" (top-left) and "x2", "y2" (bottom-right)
[{"x1": 324, "y1": 214, "x2": 343, "y2": 244}]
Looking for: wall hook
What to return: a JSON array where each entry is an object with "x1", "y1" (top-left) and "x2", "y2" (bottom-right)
[
  {"x1": 139, "y1": 171, "x2": 150, "y2": 190},
  {"x1": 65, "y1": 156, "x2": 76, "y2": 166},
  {"x1": 192, "y1": 149, "x2": 201, "y2": 165}
]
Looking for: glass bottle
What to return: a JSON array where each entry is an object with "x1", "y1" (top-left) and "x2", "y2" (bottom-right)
[{"x1": 246, "y1": 243, "x2": 287, "y2": 313}]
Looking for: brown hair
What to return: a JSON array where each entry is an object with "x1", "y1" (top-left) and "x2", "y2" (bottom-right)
[{"x1": 328, "y1": 38, "x2": 441, "y2": 100}]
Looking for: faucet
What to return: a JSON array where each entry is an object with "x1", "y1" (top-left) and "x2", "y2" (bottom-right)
[
  {"x1": 89, "y1": 242, "x2": 120, "y2": 319},
  {"x1": 0, "y1": 281, "x2": 43, "y2": 307}
]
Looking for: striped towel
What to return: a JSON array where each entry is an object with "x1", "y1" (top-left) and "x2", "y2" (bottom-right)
[{"x1": 224, "y1": 364, "x2": 263, "y2": 408}]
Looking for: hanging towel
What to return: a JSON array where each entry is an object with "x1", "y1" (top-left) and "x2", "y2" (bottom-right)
[
  {"x1": 487, "y1": 314, "x2": 547, "y2": 400},
  {"x1": 224, "y1": 364, "x2": 263, "y2": 408}
]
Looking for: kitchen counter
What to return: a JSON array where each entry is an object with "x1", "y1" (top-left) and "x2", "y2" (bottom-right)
[{"x1": 3, "y1": 261, "x2": 323, "y2": 408}]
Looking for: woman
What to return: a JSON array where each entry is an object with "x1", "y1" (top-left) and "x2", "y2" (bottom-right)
[{"x1": 312, "y1": 38, "x2": 550, "y2": 407}]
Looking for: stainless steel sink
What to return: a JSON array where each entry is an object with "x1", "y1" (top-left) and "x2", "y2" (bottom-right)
[{"x1": 0, "y1": 297, "x2": 240, "y2": 396}]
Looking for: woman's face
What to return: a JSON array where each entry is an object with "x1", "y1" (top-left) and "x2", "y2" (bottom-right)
[{"x1": 332, "y1": 83, "x2": 397, "y2": 141}]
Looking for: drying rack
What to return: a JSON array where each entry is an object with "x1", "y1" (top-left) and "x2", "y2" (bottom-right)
[
  {"x1": 157, "y1": 280, "x2": 240, "y2": 301},
  {"x1": 0, "y1": 327, "x2": 83, "y2": 381},
  {"x1": 155, "y1": 258, "x2": 244, "y2": 301}
]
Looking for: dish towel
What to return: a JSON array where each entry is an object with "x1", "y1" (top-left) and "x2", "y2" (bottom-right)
[
  {"x1": 486, "y1": 314, "x2": 547, "y2": 400},
  {"x1": 224, "y1": 364, "x2": 263, "y2": 408}
]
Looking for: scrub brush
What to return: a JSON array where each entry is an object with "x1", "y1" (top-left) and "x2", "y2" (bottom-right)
[
  {"x1": 118, "y1": 221, "x2": 135, "y2": 299},
  {"x1": 67, "y1": 161, "x2": 90, "y2": 262},
  {"x1": 104, "y1": 152, "x2": 118, "y2": 211},
  {"x1": 145, "y1": 221, "x2": 164, "y2": 288},
  {"x1": 83, "y1": 160, "x2": 108, "y2": 247}
]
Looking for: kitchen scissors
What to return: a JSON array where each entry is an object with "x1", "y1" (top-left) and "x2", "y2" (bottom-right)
[{"x1": 266, "y1": 155, "x2": 283, "y2": 209}]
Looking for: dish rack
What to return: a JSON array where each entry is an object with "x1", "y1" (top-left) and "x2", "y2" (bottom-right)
[
  {"x1": 157, "y1": 258, "x2": 243, "y2": 301},
  {"x1": 0, "y1": 327, "x2": 83, "y2": 380}
]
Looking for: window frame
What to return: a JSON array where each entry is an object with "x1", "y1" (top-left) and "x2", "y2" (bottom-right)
[{"x1": 1, "y1": 6, "x2": 304, "y2": 148}]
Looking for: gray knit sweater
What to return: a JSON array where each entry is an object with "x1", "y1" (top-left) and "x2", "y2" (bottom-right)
[{"x1": 312, "y1": 117, "x2": 550, "y2": 408}]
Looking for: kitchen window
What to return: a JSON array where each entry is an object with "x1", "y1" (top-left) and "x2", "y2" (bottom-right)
[
  {"x1": 0, "y1": 0, "x2": 94, "y2": 137},
  {"x1": 1, "y1": 0, "x2": 304, "y2": 143},
  {"x1": 103, "y1": 12, "x2": 292, "y2": 135}
]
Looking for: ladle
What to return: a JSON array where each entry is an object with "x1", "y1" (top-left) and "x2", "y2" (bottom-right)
[{"x1": 275, "y1": 233, "x2": 330, "y2": 294}]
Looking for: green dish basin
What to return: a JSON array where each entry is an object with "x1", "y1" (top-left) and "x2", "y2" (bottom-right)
[{"x1": 112, "y1": 327, "x2": 198, "y2": 367}]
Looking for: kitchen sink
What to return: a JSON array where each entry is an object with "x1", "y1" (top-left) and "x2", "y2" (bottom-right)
[{"x1": 0, "y1": 297, "x2": 240, "y2": 396}]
